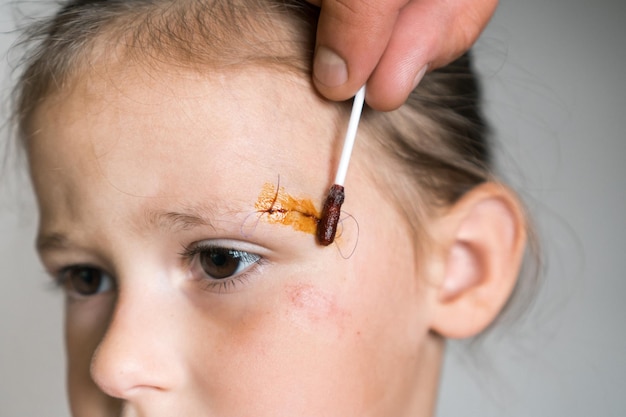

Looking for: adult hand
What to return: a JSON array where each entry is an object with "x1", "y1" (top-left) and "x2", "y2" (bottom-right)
[{"x1": 308, "y1": 0, "x2": 498, "y2": 111}]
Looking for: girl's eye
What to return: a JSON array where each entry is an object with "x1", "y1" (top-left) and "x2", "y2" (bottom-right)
[
  {"x1": 196, "y1": 247, "x2": 261, "y2": 280},
  {"x1": 57, "y1": 266, "x2": 114, "y2": 297}
]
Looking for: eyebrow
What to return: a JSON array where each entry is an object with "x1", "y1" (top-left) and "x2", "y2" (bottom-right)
[
  {"x1": 36, "y1": 232, "x2": 71, "y2": 252},
  {"x1": 36, "y1": 203, "x2": 240, "y2": 253},
  {"x1": 142, "y1": 209, "x2": 215, "y2": 233}
]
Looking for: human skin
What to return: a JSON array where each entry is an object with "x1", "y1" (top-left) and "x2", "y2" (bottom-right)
[
  {"x1": 309, "y1": 0, "x2": 499, "y2": 110},
  {"x1": 27, "y1": 64, "x2": 447, "y2": 416}
]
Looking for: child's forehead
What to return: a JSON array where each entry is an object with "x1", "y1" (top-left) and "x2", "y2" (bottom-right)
[
  {"x1": 46, "y1": 61, "x2": 305, "y2": 110},
  {"x1": 32, "y1": 64, "x2": 337, "y2": 157},
  {"x1": 28, "y1": 65, "x2": 343, "y2": 224}
]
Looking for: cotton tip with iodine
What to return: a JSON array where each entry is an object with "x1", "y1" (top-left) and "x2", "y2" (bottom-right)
[
  {"x1": 317, "y1": 184, "x2": 345, "y2": 245},
  {"x1": 317, "y1": 86, "x2": 366, "y2": 246}
]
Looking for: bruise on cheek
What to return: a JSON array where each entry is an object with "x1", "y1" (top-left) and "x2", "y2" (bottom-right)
[
  {"x1": 254, "y1": 182, "x2": 320, "y2": 234},
  {"x1": 284, "y1": 284, "x2": 350, "y2": 337}
]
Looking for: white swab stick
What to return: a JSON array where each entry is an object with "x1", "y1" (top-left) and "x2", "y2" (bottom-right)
[{"x1": 334, "y1": 85, "x2": 366, "y2": 186}]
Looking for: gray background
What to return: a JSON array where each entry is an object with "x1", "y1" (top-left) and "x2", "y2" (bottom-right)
[{"x1": 1, "y1": 0, "x2": 624, "y2": 416}]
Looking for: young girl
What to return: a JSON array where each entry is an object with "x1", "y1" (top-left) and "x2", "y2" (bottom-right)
[{"x1": 15, "y1": 0, "x2": 528, "y2": 415}]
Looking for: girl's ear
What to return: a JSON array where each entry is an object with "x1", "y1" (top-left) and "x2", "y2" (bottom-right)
[{"x1": 429, "y1": 182, "x2": 527, "y2": 339}]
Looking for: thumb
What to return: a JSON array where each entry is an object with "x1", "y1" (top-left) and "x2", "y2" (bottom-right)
[{"x1": 310, "y1": 0, "x2": 408, "y2": 101}]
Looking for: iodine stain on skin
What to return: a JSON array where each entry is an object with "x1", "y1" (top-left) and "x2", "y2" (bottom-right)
[
  {"x1": 254, "y1": 181, "x2": 320, "y2": 234},
  {"x1": 248, "y1": 179, "x2": 359, "y2": 258}
]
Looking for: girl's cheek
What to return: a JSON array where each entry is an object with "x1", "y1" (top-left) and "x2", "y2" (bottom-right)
[
  {"x1": 282, "y1": 283, "x2": 351, "y2": 340},
  {"x1": 65, "y1": 296, "x2": 115, "y2": 361},
  {"x1": 65, "y1": 297, "x2": 116, "y2": 410}
]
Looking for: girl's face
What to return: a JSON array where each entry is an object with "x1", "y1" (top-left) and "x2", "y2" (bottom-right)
[{"x1": 28, "y1": 65, "x2": 443, "y2": 416}]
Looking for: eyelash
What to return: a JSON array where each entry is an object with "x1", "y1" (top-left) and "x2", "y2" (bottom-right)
[
  {"x1": 180, "y1": 242, "x2": 266, "y2": 293},
  {"x1": 49, "y1": 242, "x2": 264, "y2": 297}
]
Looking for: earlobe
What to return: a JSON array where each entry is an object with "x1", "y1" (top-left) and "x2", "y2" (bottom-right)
[{"x1": 430, "y1": 182, "x2": 527, "y2": 339}]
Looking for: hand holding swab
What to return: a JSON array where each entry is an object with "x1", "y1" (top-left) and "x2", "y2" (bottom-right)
[{"x1": 317, "y1": 85, "x2": 366, "y2": 246}]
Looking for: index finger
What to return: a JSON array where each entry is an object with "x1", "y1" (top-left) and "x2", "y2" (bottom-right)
[{"x1": 309, "y1": 0, "x2": 409, "y2": 101}]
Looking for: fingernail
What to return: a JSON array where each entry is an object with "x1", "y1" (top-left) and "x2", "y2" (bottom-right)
[
  {"x1": 314, "y1": 46, "x2": 348, "y2": 88},
  {"x1": 412, "y1": 65, "x2": 429, "y2": 90}
]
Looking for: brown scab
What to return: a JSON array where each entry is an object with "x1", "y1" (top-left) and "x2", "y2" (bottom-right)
[{"x1": 317, "y1": 184, "x2": 345, "y2": 246}]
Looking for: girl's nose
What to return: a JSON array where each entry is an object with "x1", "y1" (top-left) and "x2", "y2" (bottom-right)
[{"x1": 90, "y1": 285, "x2": 183, "y2": 400}]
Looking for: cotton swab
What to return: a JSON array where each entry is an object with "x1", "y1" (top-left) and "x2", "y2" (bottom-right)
[{"x1": 317, "y1": 85, "x2": 366, "y2": 246}]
